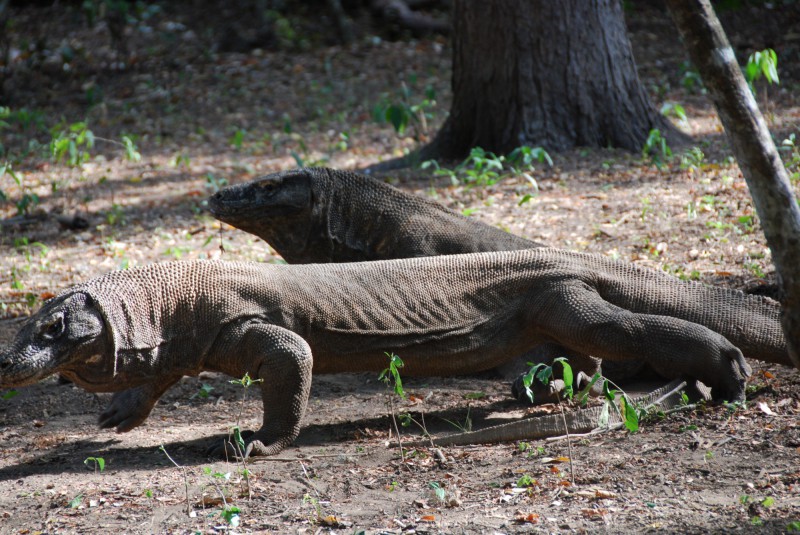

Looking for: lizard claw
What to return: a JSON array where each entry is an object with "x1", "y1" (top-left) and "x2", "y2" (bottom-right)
[{"x1": 98, "y1": 388, "x2": 155, "y2": 433}]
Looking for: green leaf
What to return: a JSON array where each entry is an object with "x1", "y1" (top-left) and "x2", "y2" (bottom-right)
[
  {"x1": 232, "y1": 426, "x2": 246, "y2": 453},
  {"x1": 84, "y1": 456, "x2": 105, "y2": 472},
  {"x1": 576, "y1": 372, "x2": 601, "y2": 405},
  {"x1": 385, "y1": 105, "x2": 409, "y2": 134},
  {"x1": 602, "y1": 379, "x2": 618, "y2": 402},
  {"x1": 621, "y1": 396, "x2": 639, "y2": 432},
  {"x1": 598, "y1": 401, "x2": 610, "y2": 427},
  {"x1": 553, "y1": 357, "x2": 573, "y2": 400},
  {"x1": 68, "y1": 494, "x2": 84, "y2": 508},
  {"x1": 518, "y1": 194, "x2": 534, "y2": 206},
  {"x1": 1, "y1": 390, "x2": 19, "y2": 400}
]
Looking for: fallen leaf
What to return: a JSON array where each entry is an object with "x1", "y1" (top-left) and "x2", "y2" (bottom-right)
[
  {"x1": 756, "y1": 402, "x2": 774, "y2": 416},
  {"x1": 514, "y1": 512, "x2": 540, "y2": 524},
  {"x1": 540, "y1": 456, "x2": 570, "y2": 464},
  {"x1": 582, "y1": 508, "x2": 608, "y2": 519},
  {"x1": 420, "y1": 515, "x2": 436, "y2": 522}
]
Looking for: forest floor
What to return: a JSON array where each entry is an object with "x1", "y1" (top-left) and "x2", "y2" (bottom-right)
[{"x1": 1, "y1": 1, "x2": 800, "y2": 533}]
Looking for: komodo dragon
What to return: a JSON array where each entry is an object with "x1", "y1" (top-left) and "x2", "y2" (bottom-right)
[{"x1": 1, "y1": 249, "x2": 784, "y2": 457}]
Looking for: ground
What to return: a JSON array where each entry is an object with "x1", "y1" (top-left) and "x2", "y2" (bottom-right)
[{"x1": 1, "y1": 1, "x2": 800, "y2": 533}]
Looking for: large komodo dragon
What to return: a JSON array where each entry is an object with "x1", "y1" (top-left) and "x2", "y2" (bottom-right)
[
  {"x1": 207, "y1": 167, "x2": 775, "y2": 385},
  {"x1": 1, "y1": 249, "x2": 780, "y2": 456}
]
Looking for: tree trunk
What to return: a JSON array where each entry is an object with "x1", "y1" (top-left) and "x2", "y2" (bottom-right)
[
  {"x1": 422, "y1": 0, "x2": 681, "y2": 160},
  {"x1": 665, "y1": 0, "x2": 800, "y2": 370}
]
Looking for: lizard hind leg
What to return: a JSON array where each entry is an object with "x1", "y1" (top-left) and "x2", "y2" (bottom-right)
[{"x1": 535, "y1": 282, "x2": 751, "y2": 403}]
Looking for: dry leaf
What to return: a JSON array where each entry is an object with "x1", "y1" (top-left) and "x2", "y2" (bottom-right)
[
  {"x1": 514, "y1": 512, "x2": 540, "y2": 524},
  {"x1": 420, "y1": 515, "x2": 436, "y2": 522},
  {"x1": 756, "y1": 402, "x2": 774, "y2": 416},
  {"x1": 540, "y1": 456, "x2": 570, "y2": 464},
  {"x1": 582, "y1": 508, "x2": 608, "y2": 519}
]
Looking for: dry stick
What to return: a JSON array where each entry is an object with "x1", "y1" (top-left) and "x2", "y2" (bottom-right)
[
  {"x1": 557, "y1": 400, "x2": 576, "y2": 486},
  {"x1": 387, "y1": 395, "x2": 408, "y2": 466},
  {"x1": 159, "y1": 445, "x2": 191, "y2": 516}
]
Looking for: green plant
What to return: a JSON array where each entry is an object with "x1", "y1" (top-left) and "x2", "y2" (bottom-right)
[
  {"x1": 660, "y1": 102, "x2": 688, "y2": 126},
  {"x1": 520, "y1": 356, "x2": 574, "y2": 404},
  {"x1": 745, "y1": 48, "x2": 779, "y2": 116},
  {"x1": 230, "y1": 128, "x2": 246, "y2": 151},
  {"x1": 516, "y1": 474, "x2": 536, "y2": 488},
  {"x1": 84, "y1": 456, "x2": 105, "y2": 473},
  {"x1": 192, "y1": 383, "x2": 215, "y2": 399},
  {"x1": 780, "y1": 133, "x2": 800, "y2": 183},
  {"x1": 745, "y1": 48, "x2": 779, "y2": 90},
  {"x1": 219, "y1": 505, "x2": 241, "y2": 527},
  {"x1": 679, "y1": 61, "x2": 704, "y2": 93},
  {"x1": 423, "y1": 145, "x2": 551, "y2": 188},
  {"x1": 373, "y1": 79, "x2": 437, "y2": 140},
  {"x1": 204, "y1": 173, "x2": 229, "y2": 193},
  {"x1": 642, "y1": 128, "x2": 672, "y2": 169},
  {"x1": 50, "y1": 121, "x2": 95, "y2": 167},
  {"x1": 429, "y1": 481, "x2": 446, "y2": 503},
  {"x1": 680, "y1": 147, "x2": 705, "y2": 172}
]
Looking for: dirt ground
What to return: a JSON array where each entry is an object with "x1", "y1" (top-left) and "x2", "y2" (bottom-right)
[{"x1": 1, "y1": 2, "x2": 800, "y2": 533}]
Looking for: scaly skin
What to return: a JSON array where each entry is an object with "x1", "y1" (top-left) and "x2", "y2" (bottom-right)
[{"x1": 1, "y1": 249, "x2": 779, "y2": 457}]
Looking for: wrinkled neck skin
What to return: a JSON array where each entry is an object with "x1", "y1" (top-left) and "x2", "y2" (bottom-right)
[
  {"x1": 58, "y1": 344, "x2": 169, "y2": 393},
  {"x1": 308, "y1": 169, "x2": 410, "y2": 262}
]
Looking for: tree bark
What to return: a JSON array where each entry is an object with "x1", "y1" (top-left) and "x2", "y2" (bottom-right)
[
  {"x1": 665, "y1": 0, "x2": 800, "y2": 370},
  {"x1": 422, "y1": 0, "x2": 681, "y2": 160}
]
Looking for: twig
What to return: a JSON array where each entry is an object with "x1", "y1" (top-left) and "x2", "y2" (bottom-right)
[
  {"x1": 159, "y1": 445, "x2": 191, "y2": 517},
  {"x1": 299, "y1": 461, "x2": 321, "y2": 499},
  {"x1": 557, "y1": 401, "x2": 575, "y2": 486}
]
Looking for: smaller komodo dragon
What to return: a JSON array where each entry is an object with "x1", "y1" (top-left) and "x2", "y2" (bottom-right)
[{"x1": 1, "y1": 249, "x2": 783, "y2": 457}]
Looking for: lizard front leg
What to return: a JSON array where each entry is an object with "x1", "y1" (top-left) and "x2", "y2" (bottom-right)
[
  {"x1": 98, "y1": 377, "x2": 182, "y2": 432},
  {"x1": 208, "y1": 322, "x2": 313, "y2": 458}
]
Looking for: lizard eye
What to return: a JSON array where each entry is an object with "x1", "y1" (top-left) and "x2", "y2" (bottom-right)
[{"x1": 40, "y1": 314, "x2": 65, "y2": 340}]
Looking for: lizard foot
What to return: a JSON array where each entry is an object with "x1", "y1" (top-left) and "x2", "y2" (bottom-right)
[
  {"x1": 98, "y1": 387, "x2": 156, "y2": 433},
  {"x1": 206, "y1": 430, "x2": 290, "y2": 459},
  {"x1": 511, "y1": 371, "x2": 601, "y2": 405}
]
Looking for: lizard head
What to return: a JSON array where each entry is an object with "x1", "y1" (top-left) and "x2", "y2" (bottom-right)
[
  {"x1": 208, "y1": 168, "x2": 317, "y2": 261},
  {"x1": 0, "y1": 292, "x2": 108, "y2": 388},
  {"x1": 208, "y1": 168, "x2": 312, "y2": 223}
]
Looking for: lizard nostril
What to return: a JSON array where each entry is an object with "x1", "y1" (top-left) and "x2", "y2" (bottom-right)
[{"x1": 0, "y1": 359, "x2": 11, "y2": 371}]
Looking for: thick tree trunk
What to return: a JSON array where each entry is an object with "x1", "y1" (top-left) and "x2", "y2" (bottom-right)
[
  {"x1": 422, "y1": 0, "x2": 681, "y2": 160},
  {"x1": 665, "y1": 0, "x2": 800, "y2": 369}
]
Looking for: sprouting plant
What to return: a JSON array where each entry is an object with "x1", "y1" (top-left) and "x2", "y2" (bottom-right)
[
  {"x1": 680, "y1": 147, "x2": 705, "y2": 172},
  {"x1": 429, "y1": 481, "x2": 446, "y2": 503},
  {"x1": 191, "y1": 383, "x2": 215, "y2": 399},
  {"x1": 745, "y1": 48, "x2": 779, "y2": 90},
  {"x1": 204, "y1": 173, "x2": 229, "y2": 193},
  {"x1": 780, "y1": 133, "x2": 800, "y2": 183},
  {"x1": 679, "y1": 61, "x2": 704, "y2": 93},
  {"x1": 423, "y1": 145, "x2": 551, "y2": 188},
  {"x1": 520, "y1": 356, "x2": 574, "y2": 404},
  {"x1": 230, "y1": 128, "x2": 246, "y2": 151},
  {"x1": 745, "y1": 48, "x2": 779, "y2": 116},
  {"x1": 84, "y1": 456, "x2": 105, "y2": 473},
  {"x1": 660, "y1": 102, "x2": 688, "y2": 127},
  {"x1": 50, "y1": 121, "x2": 95, "y2": 167},
  {"x1": 642, "y1": 128, "x2": 672, "y2": 169},
  {"x1": 373, "y1": 78, "x2": 437, "y2": 140}
]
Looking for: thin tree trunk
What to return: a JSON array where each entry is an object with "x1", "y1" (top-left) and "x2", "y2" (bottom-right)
[
  {"x1": 665, "y1": 0, "x2": 800, "y2": 369},
  {"x1": 422, "y1": 0, "x2": 682, "y2": 160}
]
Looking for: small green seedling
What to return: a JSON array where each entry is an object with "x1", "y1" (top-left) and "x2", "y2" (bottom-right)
[
  {"x1": 378, "y1": 352, "x2": 406, "y2": 398},
  {"x1": 84, "y1": 456, "x2": 105, "y2": 473}
]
